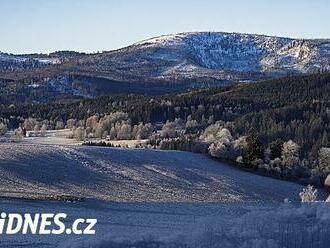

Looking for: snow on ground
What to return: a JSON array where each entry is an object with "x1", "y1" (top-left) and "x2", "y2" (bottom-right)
[
  {"x1": 0, "y1": 199, "x2": 330, "y2": 248},
  {"x1": 0, "y1": 142, "x2": 328, "y2": 247},
  {"x1": 64, "y1": 202, "x2": 330, "y2": 248},
  {"x1": 91, "y1": 138, "x2": 149, "y2": 148},
  {"x1": 0, "y1": 143, "x2": 308, "y2": 202},
  {"x1": 22, "y1": 136, "x2": 81, "y2": 145}
]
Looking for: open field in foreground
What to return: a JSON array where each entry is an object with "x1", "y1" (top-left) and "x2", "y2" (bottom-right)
[
  {"x1": 0, "y1": 200, "x2": 330, "y2": 248},
  {"x1": 0, "y1": 143, "x2": 328, "y2": 248},
  {"x1": 0, "y1": 143, "x2": 308, "y2": 202}
]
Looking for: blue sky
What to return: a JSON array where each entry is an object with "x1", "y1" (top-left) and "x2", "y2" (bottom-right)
[{"x1": 1, "y1": 0, "x2": 329, "y2": 54}]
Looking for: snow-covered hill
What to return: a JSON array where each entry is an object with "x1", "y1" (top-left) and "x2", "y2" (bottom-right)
[
  {"x1": 1, "y1": 32, "x2": 330, "y2": 98},
  {"x1": 0, "y1": 143, "x2": 306, "y2": 202},
  {"x1": 104, "y1": 32, "x2": 330, "y2": 82}
]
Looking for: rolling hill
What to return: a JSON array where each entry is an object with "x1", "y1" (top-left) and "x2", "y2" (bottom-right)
[{"x1": 0, "y1": 143, "x2": 305, "y2": 202}]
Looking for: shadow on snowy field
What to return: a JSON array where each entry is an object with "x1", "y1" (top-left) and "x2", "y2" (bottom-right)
[{"x1": 58, "y1": 203, "x2": 330, "y2": 248}]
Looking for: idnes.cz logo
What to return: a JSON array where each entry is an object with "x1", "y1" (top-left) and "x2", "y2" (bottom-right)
[{"x1": 0, "y1": 212, "x2": 97, "y2": 235}]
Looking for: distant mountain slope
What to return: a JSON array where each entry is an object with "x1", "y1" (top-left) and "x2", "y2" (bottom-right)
[
  {"x1": 0, "y1": 32, "x2": 330, "y2": 102},
  {"x1": 100, "y1": 32, "x2": 330, "y2": 81}
]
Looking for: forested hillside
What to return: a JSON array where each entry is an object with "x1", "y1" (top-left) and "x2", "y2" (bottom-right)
[{"x1": 1, "y1": 73, "x2": 329, "y2": 158}]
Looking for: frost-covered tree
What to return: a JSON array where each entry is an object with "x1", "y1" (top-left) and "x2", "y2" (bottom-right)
[
  {"x1": 86, "y1": 115, "x2": 99, "y2": 132},
  {"x1": 200, "y1": 122, "x2": 226, "y2": 143},
  {"x1": 117, "y1": 123, "x2": 132, "y2": 140},
  {"x1": 82, "y1": 112, "x2": 132, "y2": 139},
  {"x1": 132, "y1": 123, "x2": 153, "y2": 140},
  {"x1": 160, "y1": 119, "x2": 183, "y2": 138},
  {"x1": 281, "y1": 140, "x2": 300, "y2": 168},
  {"x1": 233, "y1": 136, "x2": 248, "y2": 156},
  {"x1": 318, "y1": 147, "x2": 330, "y2": 172},
  {"x1": 0, "y1": 122, "x2": 7, "y2": 136},
  {"x1": 108, "y1": 111, "x2": 129, "y2": 123},
  {"x1": 185, "y1": 115, "x2": 200, "y2": 132},
  {"x1": 209, "y1": 140, "x2": 234, "y2": 160},
  {"x1": 55, "y1": 121, "x2": 64, "y2": 130},
  {"x1": 76, "y1": 119, "x2": 85, "y2": 128},
  {"x1": 66, "y1": 118, "x2": 76, "y2": 129},
  {"x1": 10, "y1": 127, "x2": 23, "y2": 142},
  {"x1": 299, "y1": 185, "x2": 317, "y2": 203},
  {"x1": 42, "y1": 119, "x2": 49, "y2": 125},
  {"x1": 23, "y1": 118, "x2": 37, "y2": 131},
  {"x1": 73, "y1": 127, "x2": 86, "y2": 141},
  {"x1": 39, "y1": 124, "x2": 47, "y2": 137},
  {"x1": 109, "y1": 126, "x2": 117, "y2": 140},
  {"x1": 208, "y1": 128, "x2": 235, "y2": 160},
  {"x1": 33, "y1": 122, "x2": 41, "y2": 131},
  {"x1": 270, "y1": 157, "x2": 282, "y2": 170},
  {"x1": 94, "y1": 122, "x2": 106, "y2": 138}
]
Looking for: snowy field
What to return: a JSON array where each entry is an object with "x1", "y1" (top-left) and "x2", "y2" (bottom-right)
[
  {"x1": 0, "y1": 143, "x2": 328, "y2": 247},
  {"x1": 0, "y1": 143, "x2": 308, "y2": 202},
  {"x1": 1, "y1": 199, "x2": 330, "y2": 248}
]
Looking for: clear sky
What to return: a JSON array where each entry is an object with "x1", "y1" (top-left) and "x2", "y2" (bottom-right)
[{"x1": 1, "y1": 0, "x2": 329, "y2": 54}]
